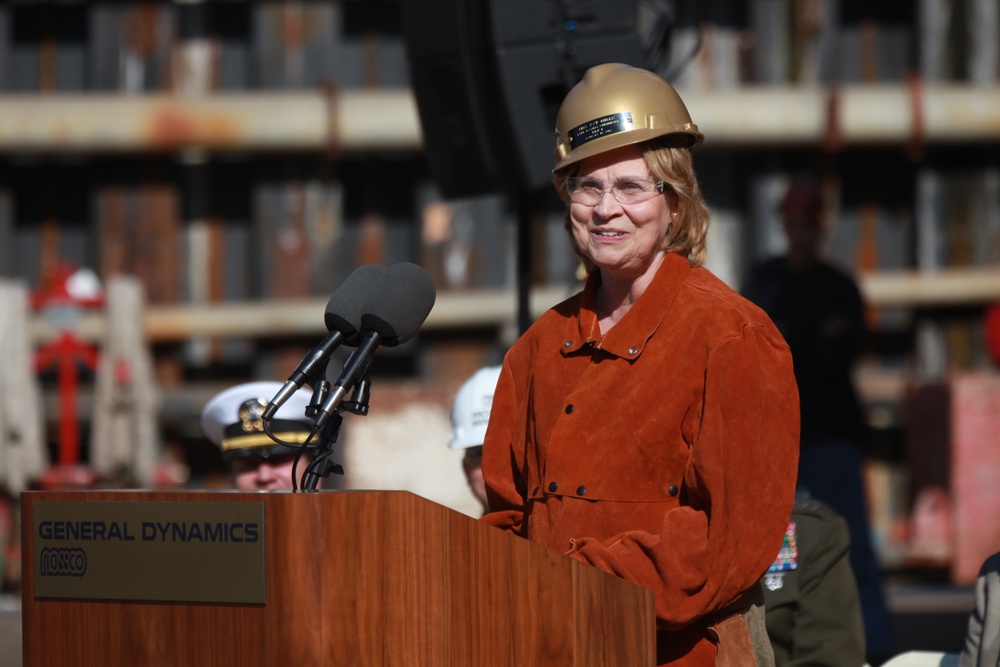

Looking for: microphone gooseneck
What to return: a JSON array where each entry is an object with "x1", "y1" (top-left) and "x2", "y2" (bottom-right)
[{"x1": 263, "y1": 329, "x2": 346, "y2": 422}]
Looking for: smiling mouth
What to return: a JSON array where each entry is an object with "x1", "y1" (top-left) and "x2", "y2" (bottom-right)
[{"x1": 594, "y1": 230, "x2": 625, "y2": 238}]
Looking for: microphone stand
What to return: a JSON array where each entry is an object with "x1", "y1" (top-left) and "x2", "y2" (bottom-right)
[
  {"x1": 300, "y1": 375, "x2": 372, "y2": 491},
  {"x1": 300, "y1": 414, "x2": 345, "y2": 490}
]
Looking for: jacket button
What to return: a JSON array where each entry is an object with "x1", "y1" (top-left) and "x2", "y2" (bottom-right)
[
  {"x1": 565, "y1": 404, "x2": 574, "y2": 414},
  {"x1": 532, "y1": 487, "x2": 540, "y2": 496},
  {"x1": 563, "y1": 341, "x2": 572, "y2": 348},
  {"x1": 668, "y1": 485, "x2": 679, "y2": 496},
  {"x1": 576, "y1": 486, "x2": 587, "y2": 496},
  {"x1": 629, "y1": 347, "x2": 638, "y2": 355},
  {"x1": 548, "y1": 481, "x2": 559, "y2": 493}
]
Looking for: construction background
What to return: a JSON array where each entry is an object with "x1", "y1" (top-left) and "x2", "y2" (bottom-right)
[{"x1": 1, "y1": 0, "x2": 1000, "y2": 636}]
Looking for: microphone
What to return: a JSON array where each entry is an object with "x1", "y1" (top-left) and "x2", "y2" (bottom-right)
[
  {"x1": 263, "y1": 264, "x2": 387, "y2": 422},
  {"x1": 312, "y1": 262, "x2": 436, "y2": 429},
  {"x1": 360, "y1": 262, "x2": 438, "y2": 347}
]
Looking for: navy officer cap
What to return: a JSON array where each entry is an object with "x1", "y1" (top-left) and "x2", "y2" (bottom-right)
[{"x1": 200, "y1": 381, "x2": 314, "y2": 461}]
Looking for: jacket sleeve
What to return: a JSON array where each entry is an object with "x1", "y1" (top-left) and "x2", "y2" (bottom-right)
[
  {"x1": 787, "y1": 509, "x2": 866, "y2": 667},
  {"x1": 565, "y1": 323, "x2": 800, "y2": 628},
  {"x1": 480, "y1": 362, "x2": 526, "y2": 535}
]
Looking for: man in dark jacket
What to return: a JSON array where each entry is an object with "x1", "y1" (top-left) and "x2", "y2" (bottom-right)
[{"x1": 742, "y1": 178, "x2": 896, "y2": 664}]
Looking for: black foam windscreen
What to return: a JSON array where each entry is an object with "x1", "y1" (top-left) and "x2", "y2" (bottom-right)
[
  {"x1": 360, "y1": 262, "x2": 437, "y2": 346},
  {"x1": 324, "y1": 263, "x2": 388, "y2": 346},
  {"x1": 402, "y1": 0, "x2": 644, "y2": 198}
]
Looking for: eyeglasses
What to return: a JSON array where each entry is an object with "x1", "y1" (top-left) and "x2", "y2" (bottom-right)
[{"x1": 565, "y1": 177, "x2": 665, "y2": 206}]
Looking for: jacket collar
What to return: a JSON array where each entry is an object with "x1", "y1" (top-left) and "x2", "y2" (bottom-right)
[{"x1": 562, "y1": 252, "x2": 690, "y2": 360}]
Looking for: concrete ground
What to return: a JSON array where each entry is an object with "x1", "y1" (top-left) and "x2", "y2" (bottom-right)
[{"x1": 0, "y1": 585, "x2": 976, "y2": 666}]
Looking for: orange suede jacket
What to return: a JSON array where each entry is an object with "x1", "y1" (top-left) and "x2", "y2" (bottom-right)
[{"x1": 482, "y1": 252, "x2": 800, "y2": 666}]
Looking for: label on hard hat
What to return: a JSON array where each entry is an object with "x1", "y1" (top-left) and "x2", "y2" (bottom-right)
[{"x1": 569, "y1": 111, "x2": 634, "y2": 148}]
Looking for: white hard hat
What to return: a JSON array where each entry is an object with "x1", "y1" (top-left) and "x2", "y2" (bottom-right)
[
  {"x1": 449, "y1": 366, "x2": 502, "y2": 450},
  {"x1": 200, "y1": 381, "x2": 314, "y2": 460}
]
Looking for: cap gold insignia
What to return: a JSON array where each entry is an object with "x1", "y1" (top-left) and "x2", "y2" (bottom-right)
[{"x1": 239, "y1": 397, "x2": 269, "y2": 434}]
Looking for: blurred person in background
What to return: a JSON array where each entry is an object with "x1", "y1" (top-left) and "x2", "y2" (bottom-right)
[
  {"x1": 201, "y1": 381, "x2": 314, "y2": 491},
  {"x1": 448, "y1": 366, "x2": 502, "y2": 515},
  {"x1": 482, "y1": 63, "x2": 800, "y2": 666},
  {"x1": 741, "y1": 178, "x2": 895, "y2": 665},
  {"x1": 762, "y1": 496, "x2": 866, "y2": 666}
]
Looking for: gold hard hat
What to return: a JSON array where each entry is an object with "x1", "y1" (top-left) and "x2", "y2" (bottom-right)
[{"x1": 553, "y1": 63, "x2": 703, "y2": 173}]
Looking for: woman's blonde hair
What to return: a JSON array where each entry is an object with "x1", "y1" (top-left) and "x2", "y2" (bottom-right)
[{"x1": 553, "y1": 138, "x2": 711, "y2": 271}]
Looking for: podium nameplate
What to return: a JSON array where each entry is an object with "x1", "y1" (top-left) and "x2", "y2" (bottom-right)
[{"x1": 31, "y1": 500, "x2": 266, "y2": 604}]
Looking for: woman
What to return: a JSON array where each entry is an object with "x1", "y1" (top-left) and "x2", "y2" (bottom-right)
[{"x1": 481, "y1": 63, "x2": 800, "y2": 666}]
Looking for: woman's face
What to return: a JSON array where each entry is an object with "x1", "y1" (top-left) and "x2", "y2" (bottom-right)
[{"x1": 568, "y1": 145, "x2": 673, "y2": 279}]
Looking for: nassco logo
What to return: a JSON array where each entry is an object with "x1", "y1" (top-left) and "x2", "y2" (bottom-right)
[{"x1": 40, "y1": 547, "x2": 87, "y2": 577}]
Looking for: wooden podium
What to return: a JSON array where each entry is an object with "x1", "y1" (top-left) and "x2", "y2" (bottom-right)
[{"x1": 21, "y1": 490, "x2": 654, "y2": 666}]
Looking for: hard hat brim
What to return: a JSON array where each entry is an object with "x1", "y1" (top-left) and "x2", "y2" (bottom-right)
[{"x1": 553, "y1": 126, "x2": 702, "y2": 174}]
